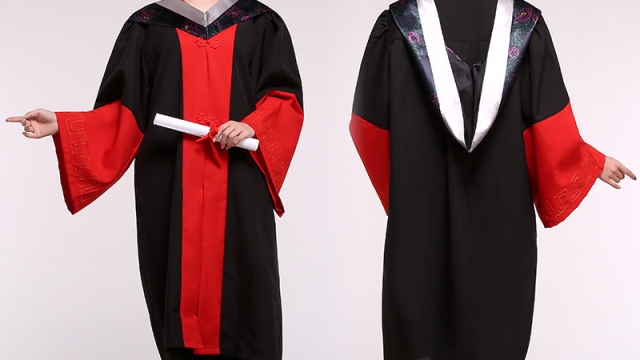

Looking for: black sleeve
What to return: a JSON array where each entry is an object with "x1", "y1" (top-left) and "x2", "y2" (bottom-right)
[
  {"x1": 241, "y1": 12, "x2": 304, "y2": 216},
  {"x1": 521, "y1": 16, "x2": 570, "y2": 125},
  {"x1": 53, "y1": 21, "x2": 147, "y2": 214},
  {"x1": 94, "y1": 21, "x2": 151, "y2": 130},
  {"x1": 352, "y1": 11, "x2": 391, "y2": 130},
  {"x1": 520, "y1": 16, "x2": 605, "y2": 228},
  {"x1": 249, "y1": 12, "x2": 303, "y2": 107}
]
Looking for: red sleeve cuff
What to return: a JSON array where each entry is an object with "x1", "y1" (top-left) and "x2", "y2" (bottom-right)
[
  {"x1": 524, "y1": 103, "x2": 605, "y2": 228},
  {"x1": 52, "y1": 102, "x2": 142, "y2": 214},
  {"x1": 350, "y1": 113, "x2": 390, "y2": 215},
  {"x1": 242, "y1": 91, "x2": 303, "y2": 217}
]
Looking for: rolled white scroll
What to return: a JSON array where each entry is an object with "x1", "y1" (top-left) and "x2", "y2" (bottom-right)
[{"x1": 153, "y1": 113, "x2": 260, "y2": 152}]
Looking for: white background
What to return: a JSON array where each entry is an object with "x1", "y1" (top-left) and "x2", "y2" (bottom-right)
[{"x1": 0, "y1": 0, "x2": 638, "y2": 359}]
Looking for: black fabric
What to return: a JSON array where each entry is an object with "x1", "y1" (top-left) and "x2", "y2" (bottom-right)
[
  {"x1": 92, "y1": 7, "x2": 301, "y2": 360},
  {"x1": 353, "y1": 8, "x2": 571, "y2": 360},
  {"x1": 220, "y1": 148, "x2": 281, "y2": 359},
  {"x1": 230, "y1": 12, "x2": 304, "y2": 113},
  {"x1": 521, "y1": 17, "x2": 570, "y2": 124},
  {"x1": 179, "y1": 354, "x2": 241, "y2": 360},
  {"x1": 218, "y1": 14, "x2": 303, "y2": 359},
  {"x1": 352, "y1": 12, "x2": 390, "y2": 130},
  {"x1": 434, "y1": 0, "x2": 496, "y2": 66},
  {"x1": 94, "y1": 21, "x2": 151, "y2": 129},
  {"x1": 447, "y1": 51, "x2": 486, "y2": 149},
  {"x1": 436, "y1": 0, "x2": 491, "y2": 149}
]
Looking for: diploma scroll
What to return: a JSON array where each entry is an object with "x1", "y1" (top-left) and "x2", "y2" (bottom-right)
[{"x1": 154, "y1": 113, "x2": 260, "y2": 151}]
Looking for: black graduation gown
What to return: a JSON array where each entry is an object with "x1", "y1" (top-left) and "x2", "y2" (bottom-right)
[
  {"x1": 52, "y1": 1, "x2": 303, "y2": 359},
  {"x1": 350, "y1": 0, "x2": 604, "y2": 359}
]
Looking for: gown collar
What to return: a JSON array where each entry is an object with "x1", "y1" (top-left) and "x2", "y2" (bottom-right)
[
  {"x1": 391, "y1": 0, "x2": 541, "y2": 152},
  {"x1": 418, "y1": 0, "x2": 512, "y2": 152},
  {"x1": 157, "y1": 0, "x2": 239, "y2": 27},
  {"x1": 129, "y1": 0, "x2": 273, "y2": 40}
]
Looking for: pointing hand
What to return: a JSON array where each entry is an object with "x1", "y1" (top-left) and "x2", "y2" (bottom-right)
[{"x1": 6, "y1": 109, "x2": 59, "y2": 139}]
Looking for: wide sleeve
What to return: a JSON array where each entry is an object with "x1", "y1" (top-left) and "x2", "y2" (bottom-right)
[
  {"x1": 241, "y1": 13, "x2": 304, "y2": 217},
  {"x1": 53, "y1": 22, "x2": 148, "y2": 214},
  {"x1": 349, "y1": 12, "x2": 391, "y2": 214},
  {"x1": 522, "y1": 16, "x2": 605, "y2": 228}
]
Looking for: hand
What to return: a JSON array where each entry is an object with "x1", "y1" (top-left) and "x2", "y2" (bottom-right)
[
  {"x1": 6, "y1": 109, "x2": 59, "y2": 138},
  {"x1": 598, "y1": 156, "x2": 636, "y2": 189},
  {"x1": 215, "y1": 121, "x2": 255, "y2": 150}
]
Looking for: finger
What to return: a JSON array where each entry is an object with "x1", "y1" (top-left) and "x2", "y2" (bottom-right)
[
  {"x1": 218, "y1": 130, "x2": 231, "y2": 149},
  {"x1": 220, "y1": 123, "x2": 235, "y2": 135},
  {"x1": 215, "y1": 125, "x2": 227, "y2": 139},
  {"x1": 23, "y1": 119, "x2": 37, "y2": 129},
  {"x1": 23, "y1": 131, "x2": 41, "y2": 139},
  {"x1": 223, "y1": 128, "x2": 241, "y2": 148},
  {"x1": 23, "y1": 122, "x2": 38, "y2": 136},
  {"x1": 232, "y1": 130, "x2": 250, "y2": 146},
  {"x1": 613, "y1": 171, "x2": 624, "y2": 181},
  {"x1": 222, "y1": 126, "x2": 235, "y2": 139},
  {"x1": 230, "y1": 135, "x2": 242, "y2": 147},
  {"x1": 618, "y1": 164, "x2": 636, "y2": 181},
  {"x1": 229, "y1": 129, "x2": 247, "y2": 147},
  {"x1": 6, "y1": 116, "x2": 25, "y2": 123},
  {"x1": 219, "y1": 121, "x2": 238, "y2": 132},
  {"x1": 24, "y1": 109, "x2": 42, "y2": 120},
  {"x1": 216, "y1": 123, "x2": 232, "y2": 139},
  {"x1": 30, "y1": 124, "x2": 44, "y2": 138},
  {"x1": 231, "y1": 132, "x2": 245, "y2": 146},
  {"x1": 226, "y1": 128, "x2": 242, "y2": 142},
  {"x1": 605, "y1": 177, "x2": 622, "y2": 189},
  {"x1": 225, "y1": 134, "x2": 236, "y2": 149}
]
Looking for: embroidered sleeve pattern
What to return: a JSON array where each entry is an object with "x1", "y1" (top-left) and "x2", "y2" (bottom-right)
[
  {"x1": 242, "y1": 90, "x2": 303, "y2": 216},
  {"x1": 53, "y1": 101, "x2": 143, "y2": 214},
  {"x1": 524, "y1": 104, "x2": 605, "y2": 228}
]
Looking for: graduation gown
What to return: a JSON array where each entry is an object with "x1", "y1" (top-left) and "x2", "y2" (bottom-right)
[
  {"x1": 350, "y1": 0, "x2": 603, "y2": 359},
  {"x1": 52, "y1": 1, "x2": 303, "y2": 359}
]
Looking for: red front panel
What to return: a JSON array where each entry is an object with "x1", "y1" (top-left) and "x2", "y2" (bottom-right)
[{"x1": 177, "y1": 25, "x2": 237, "y2": 354}]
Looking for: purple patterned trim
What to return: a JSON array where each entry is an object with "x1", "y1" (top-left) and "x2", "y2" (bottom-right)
[
  {"x1": 129, "y1": 0, "x2": 272, "y2": 39},
  {"x1": 139, "y1": 9, "x2": 157, "y2": 22},
  {"x1": 503, "y1": 0, "x2": 541, "y2": 97},
  {"x1": 390, "y1": 0, "x2": 438, "y2": 98},
  {"x1": 391, "y1": 0, "x2": 541, "y2": 105}
]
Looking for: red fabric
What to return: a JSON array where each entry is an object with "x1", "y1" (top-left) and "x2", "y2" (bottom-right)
[
  {"x1": 524, "y1": 103, "x2": 605, "y2": 228},
  {"x1": 195, "y1": 113, "x2": 222, "y2": 166},
  {"x1": 242, "y1": 90, "x2": 303, "y2": 217},
  {"x1": 53, "y1": 101, "x2": 143, "y2": 214},
  {"x1": 177, "y1": 25, "x2": 237, "y2": 354},
  {"x1": 349, "y1": 113, "x2": 390, "y2": 214}
]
